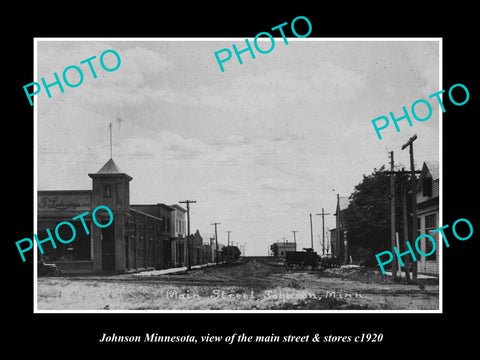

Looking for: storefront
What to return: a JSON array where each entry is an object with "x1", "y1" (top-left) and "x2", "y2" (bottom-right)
[
  {"x1": 37, "y1": 190, "x2": 95, "y2": 273},
  {"x1": 37, "y1": 157, "x2": 211, "y2": 274}
]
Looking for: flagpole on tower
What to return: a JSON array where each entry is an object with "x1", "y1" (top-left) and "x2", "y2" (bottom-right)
[{"x1": 109, "y1": 122, "x2": 113, "y2": 159}]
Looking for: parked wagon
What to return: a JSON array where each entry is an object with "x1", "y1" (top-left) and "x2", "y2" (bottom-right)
[{"x1": 285, "y1": 250, "x2": 319, "y2": 269}]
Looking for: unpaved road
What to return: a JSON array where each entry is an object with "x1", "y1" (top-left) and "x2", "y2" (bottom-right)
[{"x1": 37, "y1": 257, "x2": 439, "y2": 311}]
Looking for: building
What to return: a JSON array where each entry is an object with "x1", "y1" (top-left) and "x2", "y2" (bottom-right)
[
  {"x1": 329, "y1": 194, "x2": 351, "y2": 263},
  {"x1": 37, "y1": 157, "x2": 213, "y2": 274},
  {"x1": 37, "y1": 190, "x2": 95, "y2": 273},
  {"x1": 170, "y1": 204, "x2": 187, "y2": 267},
  {"x1": 415, "y1": 161, "x2": 440, "y2": 274},
  {"x1": 270, "y1": 241, "x2": 297, "y2": 257},
  {"x1": 189, "y1": 230, "x2": 206, "y2": 265},
  {"x1": 129, "y1": 203, "x2": 177, "y2": 269}
]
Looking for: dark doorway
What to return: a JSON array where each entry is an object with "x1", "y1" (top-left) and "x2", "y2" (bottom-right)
[{"x1": 102, "y1": 222, "x2": 115, "y2": 271}]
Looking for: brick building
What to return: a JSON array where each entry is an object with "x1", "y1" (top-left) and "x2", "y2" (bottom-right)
[{"x1": 37, "y1": 157, "x2": 212, "y2": 274}]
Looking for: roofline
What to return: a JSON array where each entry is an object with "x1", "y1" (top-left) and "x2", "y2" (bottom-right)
[
  {"x1": 38, "y1": 190, "x2": 92, "y2": 195},
  {"x1": 129, "y1": 208, "x2": 163, "y2": 221},
  {"x1": 88, "y1": 173, "x2": 133, "y2": 181},
  {"x1": 158, "y1": 203, "x2": 177, "y2": 211},
  {"x1": 130, "y1": 203, "x2": 177, "y2": 214},
  {"x1": 170, "y1": 204, "x2": 187, "y2": 212}
]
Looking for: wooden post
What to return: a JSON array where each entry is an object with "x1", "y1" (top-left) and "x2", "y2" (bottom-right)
[
  {"x1": 395, "y1": 232, "x2": 402, "y2": 278},
  {"x1": 211, "y1": 222, "x2": 221, "y2": 264},
  {"x1": 401, "y1": 180, "x2": 411, "y2": 283},
  {"x1": 316, "y1": 208, "x2": 331, "y2": 255},
  {"x1": 180, "y1": 200, "x2": 197, "y2": 271},
  {"x1": 390, "y1": 151, "x2": 397, "y2": 280},
  {"x1": 309, "y1": 213, "x2": 314, "y2": 250},
  {"x1": 402, "y1": 134, "x2": 418, "y2": 282}
]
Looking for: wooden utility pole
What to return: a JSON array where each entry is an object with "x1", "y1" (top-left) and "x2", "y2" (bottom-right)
[
  {"x1": 389, "y1": 151, "x2": 397, "y2": 281},
  {"x1": 226, "y1": 230, "x2": 232, "y2": 247},
  {"x1": 226, "y1": 230, "x2": 232, "y2": 259},
  {"x1": 179, "y1": 200, "x2": 196, "y2": 271},
  {"x1": 316, "y1": 208, "x2": 331, "y2": 255},
  {"x1": 335, "y1": 193, "x2": 341, "y2": 262},
  {"x1": 211, "y1": 222, "x2": 221, "y2": 264},
  {"x1": 309, "y1": 213, "x2": 314, "y2": 250},
  {"x1": 384, "y1": 166, "x2": 422, "y2": 281},
  {"x1": 402, "y1": 134, "x2": 418, "y2": 282},
  {"x1": 291, "y1": 230, "x2": 298, "y2": 244},
  {"x1": 401, "y1": 180, "x2": 411, "y2": 283},
  {"x1": 109, "y1": 122, "x2": 113, "y2": 159}
]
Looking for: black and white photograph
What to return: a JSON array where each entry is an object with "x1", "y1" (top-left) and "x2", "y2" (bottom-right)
[
  {"x1": 6, "y1": 7, "x2": 477, "y2": 354},
  {"x1": 34, "y1": 38, "x2": 441, "y2": 312}
]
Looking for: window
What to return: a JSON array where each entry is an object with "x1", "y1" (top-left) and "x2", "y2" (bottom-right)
[
  {"x1": 425, "y1": 214, "x2": 437, "y2": 262},
  {"x1": 425, "y1": 238, "x2": 436, "y2": 261},
  {"x1": 423, "y1": 177, "x2": 433, "y2": 197},
  {"x1": 39, "y1": 221, "x2": 91, "y2": 261},
  {"x1": 104, "y1": 184, "x2": 112, "y2": 197},
  {"x1": 425, "y1": 214, "x2": 436, "y2": 229}
]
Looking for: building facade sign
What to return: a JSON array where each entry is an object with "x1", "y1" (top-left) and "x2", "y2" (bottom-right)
[{"x1": 38, "y1": 191, "x2": 92, "y2": 215}]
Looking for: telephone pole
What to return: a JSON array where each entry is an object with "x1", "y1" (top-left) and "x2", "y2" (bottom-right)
[
  {"x1": 389, "y1": 151, "x2": 398, "y2": 281},
  {"x1": 401, "y1": 179, "x2": 412, "y2": 283},
  {"x1": 226, "y1": 230, "x2": 232, "y2": 259},
  {"x1": 291, "y1": 230, "x2": 298, "y2": 244},
  {"x1": 402, "y1": 134, "x2": 418, "y2": 282},
  {"x1": 109, "y1": 122, "x2": 113, "y2": 159},
  {"x1": 211, "y1": 222, "x2": 221, "y2": 264},
  {"x1": 309, "y1": 213, "x2": 314, "y2": 250},
  {"x1": 384, "y1": 165, "x2": 421, "y2": 282},
  {"x1": 226, "y1": 230, "x2": 232, "y2": 247},
  {"x1": 316, "y1": 208, "x2": 331, "y2": 255},
  {"x1": 179, "y1": 200, "x2": 196, "y2": 271}
]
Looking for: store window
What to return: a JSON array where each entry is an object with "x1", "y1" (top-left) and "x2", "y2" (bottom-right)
[
  {"x1": 39, "y1": 221, "x2": 91, "y2": 261},
  {"x1": 425, "y1": 214, "x2": 437, "y2": 262},
  {"x1": 423, "y1": 177, "x2": 433, "y2": 197},
  {"x1": 425, "y1": 214, "x2": 436, "y2": 229},
  {"x1": 104, "y1": 184, "x2": 112, "y2": 197}
]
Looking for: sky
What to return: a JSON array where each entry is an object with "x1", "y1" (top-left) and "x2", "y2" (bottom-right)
[{"x1": 35, "y1": 38, "x2": 440, "y2": 256}]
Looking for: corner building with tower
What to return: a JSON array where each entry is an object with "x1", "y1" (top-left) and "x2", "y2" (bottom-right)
[{"x1": 37, "y1": 157, "x2": 214, "y2": 274}]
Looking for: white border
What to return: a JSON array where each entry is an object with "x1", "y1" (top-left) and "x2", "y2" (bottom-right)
[{"x1": 33, "y1": 37, "x2": 443, "y2": 314}]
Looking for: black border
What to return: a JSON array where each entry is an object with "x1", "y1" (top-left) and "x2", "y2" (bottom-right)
[{"x1": 6, "y1": 5, "x2": 477, "y2": 354}]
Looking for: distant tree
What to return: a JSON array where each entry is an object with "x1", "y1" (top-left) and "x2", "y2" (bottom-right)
[
  {"x1": 343, "y1": 165, "x2": 410, "y2": 266},
  {"x1": 270, "y1": 243, "x2": 278, "y2": 257}
]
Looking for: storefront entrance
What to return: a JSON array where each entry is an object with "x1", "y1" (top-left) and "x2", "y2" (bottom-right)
[{"x1": 102, "y1": 221, "x2": 115, "y2": 271}]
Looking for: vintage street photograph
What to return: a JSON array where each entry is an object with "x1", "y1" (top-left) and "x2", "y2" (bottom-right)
[{"x1": 35, "y1": 38, "x2": 440, "y2": 312}]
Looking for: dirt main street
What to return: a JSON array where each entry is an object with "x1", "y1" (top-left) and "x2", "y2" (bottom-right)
[{"x1": 37, "y1": 257, "x2": 439, "y2": 311}]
